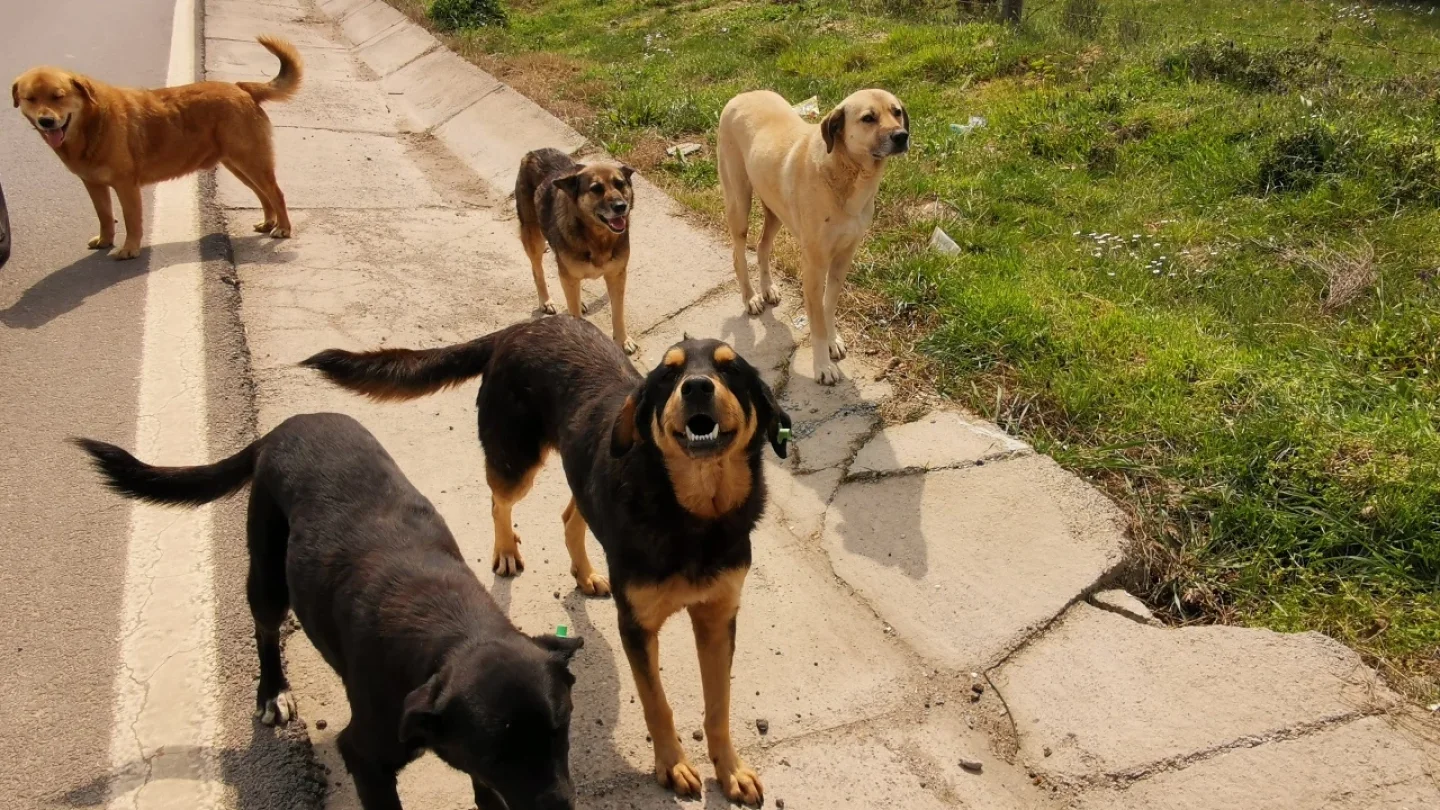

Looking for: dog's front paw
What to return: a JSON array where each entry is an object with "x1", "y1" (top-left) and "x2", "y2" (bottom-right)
[
  {"x1": 716, "y1": 760, "x2": 764, "y2": 807},
  {"x1": 540, "y1": 300, "x2": 557, "y2": 315},
  {"x1": 573, "y1": 569, "x2": 611, "y2": 597},
  {"x1": 619, "y1": 337, "x2": 638, "y2": 355},
  {"x1": 88, "y1": 235, "x2": 114, "y2": 250},
  {"x1": 828, "y1": 335, "x2": 848, "y2": 361},
  {"x1": 493, "y1": 545, "x2": 525, "y2": 577},
  {"x1": 253, "y1": 220, "x2": 276, "y2": 234},
  {"x1": 656, "y1": 757, "x2": 704, "y2": 798},
  {"x1": 762, "y1": 284, "x2": 781, "y2": 306},
  {"x1": 745, "y1": 293, "x2": 767, "y2": 316},
  {"x1": 255, "y1": 691, "x2": 297, "y2": 727},
  {"x1": 113, "y1": 243, "x2": 141, "y2": 260},
  {"x1": 814, "y1": 360, "x2": 844, "y2": 386},
  {"x1": 268, "y1": 226, "x2": 291, "y2": 239}
]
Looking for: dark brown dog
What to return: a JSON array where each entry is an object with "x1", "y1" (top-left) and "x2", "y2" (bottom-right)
[
  {"x1": 76, "y1": 413, "x2": 583, "y2": 810},
  {"x1": 303, "y1": 315, "x2": 791, "y2": 806},
  {"x1": 516, "y1": 148, "x2": 638, "y2": 354},
  {"x1": 12, "y1": 36, "x2": 301, "y2": 259}
]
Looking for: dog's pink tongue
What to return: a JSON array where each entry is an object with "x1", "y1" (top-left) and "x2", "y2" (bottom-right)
[
  {"x1": 610, "y1": 215, "x2": 628, "y2": 232},
  {"x1": 42, "y1": 128, "x2": 64, "y2": 149}
]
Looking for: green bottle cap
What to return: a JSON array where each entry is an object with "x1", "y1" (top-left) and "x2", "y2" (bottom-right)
[{"x1": 555, "y1": 625, "x2": 569, "y2": 638}]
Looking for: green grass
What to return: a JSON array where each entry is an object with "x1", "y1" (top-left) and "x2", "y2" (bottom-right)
[{"x1": 407, "y1": 0, "x2": 1440, "y2": 695}]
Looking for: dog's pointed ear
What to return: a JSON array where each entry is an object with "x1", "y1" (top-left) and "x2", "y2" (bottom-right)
[
  {"x1": 620, "y1": 164, "x2": 636, "y2": 181},
  {"x1": 70, "y1": 75, "x2": 95, "y2": 105},
  {"x1": 532, "y1": 633, "x2": 584, "y2": 664},
  {"x1": 610, "y1": 390, "x2": 643, "y2": 457},
  {"x1": 750, "y1": 370, "x2": 792, "y2": 459},
  {"x1": 553, "y1": 169, "x2": 584, "y2": 198},
  {"x1": 821, "y1": 104, "x2": 846, "y2": 154},
  {"x1": 11, "y1": 81, "x2": 19, "y2": 109},
  {"x1": 399, "y1": 674, "x2": 444, "y2": 748}
]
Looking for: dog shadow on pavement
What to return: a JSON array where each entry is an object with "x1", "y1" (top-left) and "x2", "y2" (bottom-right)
[{"x1": 53, "y1": 719, "x2": 323, "y2": 810}]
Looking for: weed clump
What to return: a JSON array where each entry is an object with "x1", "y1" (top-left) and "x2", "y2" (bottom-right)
[
  {"x1": 1257, "y1": 124, "x2": 1341, "y2": 193},
  {"x1": 1162, "y1": 39, "x2": 1339, "y2": 92},
  {"x1": 428, "y1": 0, "x2": 508, "y2": 30}
]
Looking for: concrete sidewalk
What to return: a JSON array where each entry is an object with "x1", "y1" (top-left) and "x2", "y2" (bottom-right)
[{"x1": 209, "y1": 0, "x2": 1440, "y2": 807}]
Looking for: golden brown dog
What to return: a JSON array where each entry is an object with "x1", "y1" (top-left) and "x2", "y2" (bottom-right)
[
  {"x1": 516, "y1": 148, "x2": 639, "y2": 354},
  {"x1": 12, "y1": 36, "x2": 302, "y2": 259},
  {"x1": 716, "y1": 89, "x2": 909, "y2": 385}
]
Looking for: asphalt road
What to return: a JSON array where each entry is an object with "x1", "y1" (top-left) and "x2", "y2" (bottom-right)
[{"x1": 0, "y1": 0, "x2": 185, "y2": 805}]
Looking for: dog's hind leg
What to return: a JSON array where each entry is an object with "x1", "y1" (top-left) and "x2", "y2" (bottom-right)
[
  {"x1": 755, "y1": 205, "x2": 782, "y2": 309},
  {"x1": 486, "y1": 458, "x2": 543, "y2": 577},
  {"x1": 689, "y1": 570, "x2": 763, "y2": 806},
  {"x1": 223, "y1": 159, "x2": 276, "y2": 235},
  {"x1": 720, "y1": 167, "x2": 761, "y2": 315},
  {"x1": 561, "y1": 497, "x2": 610, "y2": 596},
  {"x1": 338, "y1": 726, "x2": 403, "y2": 810},
  {"x1": 520, "y1": 221, "x2": 556, "y2": 315},
  {"x1": 246, "y1": 485, "x2": 296, "y2": 726}
]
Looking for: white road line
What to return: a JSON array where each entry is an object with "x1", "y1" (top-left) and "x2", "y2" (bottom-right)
[{"x1": 105, "y1": 0, "x2": 223, "y2": 807}]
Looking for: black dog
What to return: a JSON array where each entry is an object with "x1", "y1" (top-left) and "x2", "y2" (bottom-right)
[
  {"x1": 303, "y1": 316, "x2": 790, "y2": 807},
  {"x1": 76, "y1": 413, "x2": 583, "y2": 810},
  {"x1": 0, "y1": 180, "x2": 10, "y2": 268}
]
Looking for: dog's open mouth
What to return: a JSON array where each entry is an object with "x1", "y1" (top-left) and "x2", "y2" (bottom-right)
[
  {"x1": 602, "y1": 213, "x2": 628, "y2": 234},
  {"x1": 676, "y1": 414, "x2": 734, "y2": 455},
  {"x1": 39, "y1": 115, "x2": 71, "y2": 149}
]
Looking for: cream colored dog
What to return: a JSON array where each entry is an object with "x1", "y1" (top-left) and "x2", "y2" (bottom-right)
[{"x1": 717, "y1": 89, "x2": 909, "y2": 385}]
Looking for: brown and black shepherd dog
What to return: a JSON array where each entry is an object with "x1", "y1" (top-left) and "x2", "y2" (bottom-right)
[
  {"x1": 516, "y1": 148, "x2": 639, "y2": 354},
  {"x1": 12, "y1": 36, "x2": 301, "y2": 259},
  {"x1": 303, "y1": 315, "x2": 791, "y2": 806}
]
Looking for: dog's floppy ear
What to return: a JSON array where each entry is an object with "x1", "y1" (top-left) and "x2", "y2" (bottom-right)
[
  {"x1": 70, "y1": 75, "x2": 95, "y2": 105},
  {"x1": 747, "y1": 366, "x2": 792, "y2": 459},
  {"x1": 10, "y1": 81, "x2": 18, "y2": 109},
  {"x1": 399, "y1": 674, "x2": 444, "y2": 748},
  {"x1": 821, "y1": 104, "x2": 846, "y2": 154},
  {"x1": 900, "y1": 106, "x2": 910, "y2": 133},
  {"x1": 532, "y1": 633, "x2": 584, "y2": 664},
  {"x1": 620, "y1": 164, "x2": 636, "y2": 181},
  {"x1": 610, "y1": 390, "x2": 643, "y2": 457},
  {"x1": 553, "y1": 169, "x2": 584, "y2": 198}
]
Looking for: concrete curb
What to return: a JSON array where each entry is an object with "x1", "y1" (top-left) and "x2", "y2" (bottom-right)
[{"x1": 318, "y1": 0, "x2": 592, "y2": 190}]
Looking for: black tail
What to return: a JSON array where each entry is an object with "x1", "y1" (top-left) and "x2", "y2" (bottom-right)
[
  {"x1": 73, "y1": 438, "x2": 258, "y2": 507},
  {"x1": 301, "y1": 335, "x2": 496, "y2": 402}
]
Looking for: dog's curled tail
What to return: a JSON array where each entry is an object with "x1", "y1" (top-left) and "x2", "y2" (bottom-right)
[
  {"x1": 239, "y1": 36, "x2": 303, "y2": 104},
  {"x1": 302, "y1": 335, "x2": 496, "y2": 402},
  {"x1": 73, "y1": 438, "x2": 258, "y2": 507}
]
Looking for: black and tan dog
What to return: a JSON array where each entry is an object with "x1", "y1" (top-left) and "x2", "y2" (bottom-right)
[
  {"x1": 516, "y1": 148, "x2": 639, "y2": 354},
  {"x1": 303, "y1": 316, "x2": 791, "y2": 806},
  {"x1": 76, "y1": 413, "x2": 583, "y2": 810}
]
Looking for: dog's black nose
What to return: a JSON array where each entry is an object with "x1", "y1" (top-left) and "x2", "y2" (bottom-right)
[
  {"x1": 38, "y1": 116, "x2": 57, "y2": 128},
  {"x1": 891, "y1": 130, "x2": 910, "y2": 149},
  {"x1": 611, "y1": 201, "x2": 629, "y2": 214},
  {"x1": 681, "y1": 376, "x2": 714, "y2": 400}
]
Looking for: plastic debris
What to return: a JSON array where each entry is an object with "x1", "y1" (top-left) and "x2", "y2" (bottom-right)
[
  {"x1": 949, "y1": 115, "x2": 987, "y2": 136},
  {"x1": 666, "y1": 142, "x2": 703, "y2": 159},
  {"x1": 792, "y1": 96, "x2": 820, "y2": 118},
  {"x1": 929, "y1": 227, "x2": 961, "y2": 255}
]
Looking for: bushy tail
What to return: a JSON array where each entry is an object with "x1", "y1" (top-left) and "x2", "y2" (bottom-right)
[
  {"x1": 301, "y1": 335, "x2": 497, "y2": 402},
  {"x1": 238, "y1": 36, "x2": 303, "y2": 104},
  {"x1": 74, "y1": 438, "x2": 258, "y2": 507}
]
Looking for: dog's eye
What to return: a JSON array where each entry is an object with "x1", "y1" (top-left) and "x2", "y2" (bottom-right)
[
  {"x1": 612, "y1": 179, "x2": 626, "y2": 190},
  {"x1": 590, "y1": 183, "x2": 603, "y2": 194},
  {"x1": 861, "y1": 112, "x2": 877, "y2": 123},
  {"x1": 893, "y1": 107, "x2": 903, "y2": 116}
]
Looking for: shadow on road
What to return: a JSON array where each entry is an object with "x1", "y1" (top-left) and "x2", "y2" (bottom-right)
[{"x1": 0, "y1": 244, "x2": 170, "y2": 329}]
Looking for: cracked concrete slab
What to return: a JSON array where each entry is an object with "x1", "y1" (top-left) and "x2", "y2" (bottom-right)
[
  {"x1": 849, "y1": 408, "x2": 1028, "y2": 476},
  {"x1": 434, "y1": 85, "x2": 589, "y2": 189},
  {"x1": 1090, "y1": 588, "x2": 1158, "y2": 625},
  {"x1": 381, "y1": 49, "x2": 501, "y2": 131},
  {"x1": 338, "y1": 0, "x2": 406, "y2": 45},
  {"x1": 206, "y1": 37, "x2": 360, "y2": 82},
  {"x1": 1073, "y1": 716, "x2": 1440, "y2": 809},
  {"x1": 356, "y1": 21, "x2": 438, "y2": 77},
  {"x1": 206, "y1": 13, "x2": 344, "y2": 50},
  {"x1": 993, "y1": 603, "x2": 1401, "y2": 782},
  {"x1": 821, "y1": 455, "x2": 1127, "y2": 671}
]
